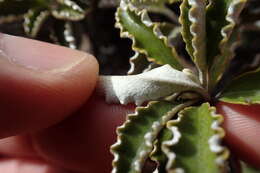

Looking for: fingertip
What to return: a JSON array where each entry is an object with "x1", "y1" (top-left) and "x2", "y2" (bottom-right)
[
  {"x1": 31, "y1": 95, "x2": 135, "y2": 172},
  {"x1": 0, "y1": 34, "x2": 99, "y2": 138}
]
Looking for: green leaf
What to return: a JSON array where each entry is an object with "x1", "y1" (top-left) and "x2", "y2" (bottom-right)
[
  {"x1": 50, "y1": 21, "x2": 77, "y2": 49},
  {"x1": 219, "y1": 68, "x2": 260, "y2": 104},
  {"x1": 208, "y1": 0, "x2": 247, "y2": 90},
  {"x1": 150, "y1": 127, "x2": 172, "y2": 173},
  {"x1": 162, "y1": 103, "x2": 229, "y2": 172},
  {"x1": 241, "y1": 162, "x2": 260, "y2": 173},
  {"x1": 51, "y1": 0, "x2": 85, "y2": 21},
  {"x1": 23, "y1": 8, "x2": 50, "y2": 37},
  {"x1": 158, "y1": 22, "x2": 182, "y2": 48},
  {"x1": 179, "y1": 0, "x2": 194, "y2": 62},
  {"x1": 206, "y1": 0, "x2": 230, "y2": 66},
  {"x1": 111, "y1": 100, "x2": 195, "y2": 173},
  {"x1": 129, "y1": 0, "x2": 179, "y2": 23},
  {"x1": 115, "y1": 4, "x2": 183, "y2": 70},
  {"x1": 179, "y1": 0, "x2": 207, "y2": 85}
]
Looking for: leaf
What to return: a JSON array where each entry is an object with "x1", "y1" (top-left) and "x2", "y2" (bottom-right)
[
  {"x1": 208, "y1": 0, "x2": 247, "y2": 90},
  {"x1": 115, "y1": 3, "x2": 183, "y2": 70},
  {"x1": 188, "y1": 0, "x2": 207, "y2": 84},
  {"x1": 179, "y1": 0, "x2": 207, "y2": 85},
  {"x1": 23, "y1": 8, "x2": 50, "y2": 37},
  {"x1": 162, "y1": 103, "x2": 229, "y2": 172},
  {"x1": 129, "y1": 0, "x2": 179, "y2": 23},
  {"x1": 158, "y1": 22, "x2": 182, "y2": 48},
  {"x1": 179, "y1": 0, "x2": 194, "y2": 61},
  {"x1": 98, "y1": 65, "x2": 204, "y2": 106},
  {"x1": 241, "y1": 162, "x2": 260, "y2": 173},
  {"x1": 50, "y1": 21, "x2": 77, "y2": 49},
  {"x1": 128, "y1": 52, "x2": 151, "y2": 75},
  {"x1": 128, "y1": 23, "x2": 182, "y2": 75},
  {"x1": 111, "y1": 100, "x2": 196, "y2": 173},
  {"x1": 150, "y1": 127, "x2": 172, "y2": 173},
  {"x1": 219, "y1": 68, "x2": 260, "y2": 104},
  {"x1": 51, "y1": 0, "x2": 85, "y2": 21}
]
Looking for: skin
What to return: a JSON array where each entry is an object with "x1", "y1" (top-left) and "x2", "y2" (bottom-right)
[{"x1": 0, "y1": 33, "x2": 259, "y2": 172}]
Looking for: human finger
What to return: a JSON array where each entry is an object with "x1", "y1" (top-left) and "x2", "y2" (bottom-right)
[{"x1": 0, "y1": 33, "x2": 98, "y2": 138}]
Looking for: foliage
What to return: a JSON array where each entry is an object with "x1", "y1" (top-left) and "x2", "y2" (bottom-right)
[
  {"x1": 0, "y1": 0, "x2": 90, "y2": 48},
  {"x1": 1, "y1": 0, "x2": 260, "y2": 172}
]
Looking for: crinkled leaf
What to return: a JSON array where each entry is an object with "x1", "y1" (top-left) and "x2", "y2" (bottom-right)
[
  {"x1": 162, "y1": 103, "x2": 229, "y2": 172},
  {"x1": 158, "y1": 22, "x2": 182, "y2": 48},
  {"x1": 179, "y1": 0, "x2": 207, "y2": 85},
  {"x1": 129, "y1": 0, "x2": 179, "y2": 22},
  {"x1": 219, "y1": 68, "x2": 260, "y2": 104},
  {"x1": 206, "y1": 0, "x2": 231, "y2": 65},
  {"x1": 150, "y1": 127, "x2": 172, "y2": 173},
  {"x1": 128, "y1": 23, "x2": 182, "y2": 75},
  {"x1": 241, "y1": 162, "x2": 260, "y2": 173},
  {"x1": 179, "y1": 0, "x2": 194, "y2": 60},
  {"x1": 111, "y1": 100, "x2": 195, "y2": 173},
  {"x1": 116, "y1": 4, "x2": 183, "y2": 70},
  {"x1": 98, "y1": 65, "x2": 204, "y2": 106},
  {"x1": 23, "y1": 8, "x2": 50, "y2": 37},
  {"x1": 51, "y1": 0, "x2": 85, "y2": 21},
  {"x1": 128, "y1": 52, "x2": 150, "y2": 75},
  {"x1": 50, "y1": 21, "x2": 77, "y2": 49},
  {"x1": 208, "y1": 0, "x2": 247, "y2": 90}
]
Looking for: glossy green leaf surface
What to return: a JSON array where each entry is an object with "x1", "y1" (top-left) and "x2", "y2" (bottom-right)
[
  {"x1": 241, "y1": 162, "x2": 260, "y2": 173},
  {"x1": 115, "y1": 4, "x2": 183, "y2": 70},
  {"x1": 111, "y1": 101, "x2": 194, "y2": 173},
  {"x1": 164, "y1": 103, "x2": 229, "y2": 172},
  {"x1": 220, "y1": 69, "x2": 260, "y2": 104}
]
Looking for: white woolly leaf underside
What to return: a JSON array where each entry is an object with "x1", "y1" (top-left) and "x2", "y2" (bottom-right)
[{"x1": 98, "y1": 65, "x2": 203, "y2": 106}]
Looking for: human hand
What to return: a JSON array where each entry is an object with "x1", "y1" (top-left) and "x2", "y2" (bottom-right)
[{"x1": 0, "y1": 33, "x2": 259, "y2": 173}]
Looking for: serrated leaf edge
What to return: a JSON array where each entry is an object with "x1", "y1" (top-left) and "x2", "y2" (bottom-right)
[
  {"x1": 188, "y1": 0, "x2": 207, "y2": 84},
  {"x1": 210, "y1": 0, "x2": 247, "y2": 88},
  {"x1": 52, "y1": 0, "x2": 85, "y2": 21},
  {"x1": 111, "y1": 100, "x2": 196, "y2": 173},
  {"x1": 128, "y1": 52, "x2": 150, "y2": 75},
  {"x1": 115, "y1": 1, "x2": 183, "y2": 70},
  {"x1": 161, "y1": 103, "x2": 229, "y2": 172},
  {"x1": 23, "y1": 9, "x2": 50, "y2": 37}
]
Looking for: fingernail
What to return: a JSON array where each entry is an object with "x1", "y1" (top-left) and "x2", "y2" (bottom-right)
[{"x1": 0, "y1": 33, "x2": 87, "y2": 72}]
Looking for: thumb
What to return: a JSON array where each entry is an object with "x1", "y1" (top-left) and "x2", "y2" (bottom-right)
[{"x1": 0, "y1": 33, "x2": 99, "y2": 138}]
